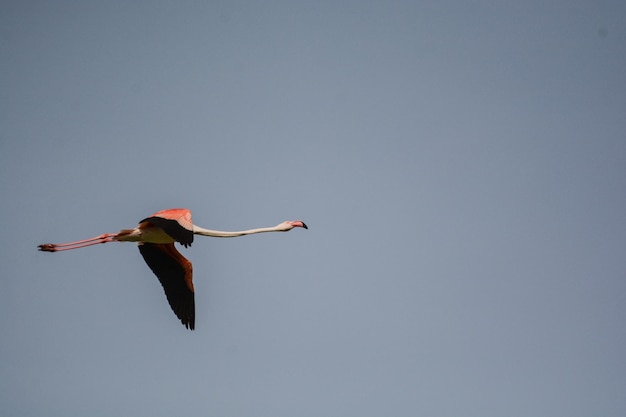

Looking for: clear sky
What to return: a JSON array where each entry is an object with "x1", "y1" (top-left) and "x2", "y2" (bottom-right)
[{"x1": 1, "y1": 1, "x2": 625, "y2": 416}]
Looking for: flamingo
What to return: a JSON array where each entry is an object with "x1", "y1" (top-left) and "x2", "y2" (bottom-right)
[{"x1": 38, "y1": 208, "x2": 308, "y2": 330}]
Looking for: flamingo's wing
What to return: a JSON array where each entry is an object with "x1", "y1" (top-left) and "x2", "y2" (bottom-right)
[{"x1": 138, "y1": 243, "x2": 195, "y2": 330}]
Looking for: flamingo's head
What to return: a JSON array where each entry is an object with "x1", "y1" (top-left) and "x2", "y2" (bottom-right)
[{"x1": 277, "y1": 220, "x2": 308, "y2": 231}]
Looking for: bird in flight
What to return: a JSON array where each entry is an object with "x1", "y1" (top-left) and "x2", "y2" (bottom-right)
[{"x1": 38, "y1": 208, "x2": 308, "y2": 330}]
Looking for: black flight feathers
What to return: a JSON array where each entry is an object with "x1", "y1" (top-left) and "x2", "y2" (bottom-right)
[{"x1": 138, "y1": 243, "x2": 195, "y2": 330}]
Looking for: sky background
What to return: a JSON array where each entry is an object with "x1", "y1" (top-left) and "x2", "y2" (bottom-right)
[{"x1": 1, "y1": 1, "x2": 625, "y2": 416}]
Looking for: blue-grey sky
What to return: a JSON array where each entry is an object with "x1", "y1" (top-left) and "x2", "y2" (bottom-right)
[{"x1": 1, "y1": 1, "x2": 625, "y2": 416}]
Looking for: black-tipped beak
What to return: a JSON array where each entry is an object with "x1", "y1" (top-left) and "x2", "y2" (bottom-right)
[{"x1": 301, "y1": 222, "x2": 308, "y2": 229}]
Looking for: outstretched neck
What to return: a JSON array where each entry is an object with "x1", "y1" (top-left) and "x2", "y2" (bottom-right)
[{"x1": 192, "y1": 224, "x2": 284, "y2": 238}]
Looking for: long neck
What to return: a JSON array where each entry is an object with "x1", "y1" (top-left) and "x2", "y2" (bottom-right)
[{"x1": 192, "y1": 224, "x2": 283, "y2": 238}]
